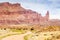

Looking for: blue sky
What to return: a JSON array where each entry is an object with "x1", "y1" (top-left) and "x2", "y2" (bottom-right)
[{"x1": 0, "y1": 0, "x2": 60, "y2": 19}]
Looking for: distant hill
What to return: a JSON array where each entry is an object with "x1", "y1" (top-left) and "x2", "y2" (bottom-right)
[{"x1": 48, "y1": 19, "x2": 60, "y2": 26}]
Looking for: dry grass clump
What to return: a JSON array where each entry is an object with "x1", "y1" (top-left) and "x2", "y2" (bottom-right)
[{"x1": 0, "y1": 24, "x2": 60, "y2": 32}]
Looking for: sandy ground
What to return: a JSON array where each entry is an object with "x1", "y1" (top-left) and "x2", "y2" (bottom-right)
[
  {"x1": 2, "y1": 31, "x2": 60, "y2": 40},
  {"x1": 2, "y1": 31, "x2": 32, "y2": 40}
]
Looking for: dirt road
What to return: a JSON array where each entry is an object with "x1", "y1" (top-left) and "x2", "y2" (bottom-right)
[{"x1": 2, "y1": 31, "x2": 32, "y2": 40}]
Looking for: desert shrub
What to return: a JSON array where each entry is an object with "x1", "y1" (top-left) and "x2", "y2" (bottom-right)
[
  {"x1": 56, "y1": 35, "x2": 60, "y2": 39},
  {"x1": 23, "y1": 28, "x2": 28, "y2": 30},
  {"x1": 4, "y1": 28, "x2": 6, "y2": 30},
  {"x1": 31, "y1": 27, "x2": 34, "y2": 31}
]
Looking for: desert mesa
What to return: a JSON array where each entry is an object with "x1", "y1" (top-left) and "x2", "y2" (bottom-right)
[{"x1": 0, "y1": 2, "x2": 50, "y2": 25}]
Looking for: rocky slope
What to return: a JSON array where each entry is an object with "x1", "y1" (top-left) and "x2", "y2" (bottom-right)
[{"x1": 0, "y1": 2, "x2": 49, "y2": 25}]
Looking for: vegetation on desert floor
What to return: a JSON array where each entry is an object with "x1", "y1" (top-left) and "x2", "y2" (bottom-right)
[
  {"x1": 24, "y1": 31, "x2": 60, "y2": 40},
  {"x1": 0, "y1": 28, "x2": 27, "y2": 40},
  {"x1": 0, "y1": 25, "x2": 60, "y2": 40}
]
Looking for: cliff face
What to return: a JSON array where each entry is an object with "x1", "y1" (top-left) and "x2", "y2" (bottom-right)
[{"x1": 0, "y1": 2, "x2": 49, "y2": 25}]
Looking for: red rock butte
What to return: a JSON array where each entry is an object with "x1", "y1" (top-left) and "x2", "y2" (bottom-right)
[{"x1": 0, "y1": 2, "x2": 49, "y2": 25}]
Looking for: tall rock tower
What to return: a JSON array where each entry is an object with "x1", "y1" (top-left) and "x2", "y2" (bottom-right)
[{"x1": 46, "y1": 11, "x2": 49, "y2": 21}]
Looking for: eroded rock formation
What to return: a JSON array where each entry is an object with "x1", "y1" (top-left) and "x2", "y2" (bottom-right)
[{"x1": 0, "y1": 2, "x2": 49, "y2": 25}]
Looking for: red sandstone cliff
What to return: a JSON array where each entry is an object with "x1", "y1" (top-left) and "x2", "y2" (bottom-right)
[{"x1": 0, "y1": 2, "x2": 49, "y2": 25}]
